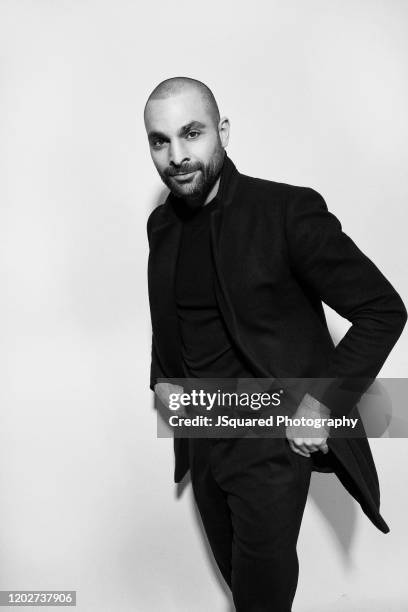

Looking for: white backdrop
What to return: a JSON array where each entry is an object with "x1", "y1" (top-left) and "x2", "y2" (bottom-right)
[{"x1": 1, "y1": 1, "x2": 407, "y2": 610}]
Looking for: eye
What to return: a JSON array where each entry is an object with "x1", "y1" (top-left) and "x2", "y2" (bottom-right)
[
  {"x1": 151, "y1": 139, "x2": 164, "y2": 149},
  {"x1": 186, "y1": 130, "x2": 200, "y2": 139}
]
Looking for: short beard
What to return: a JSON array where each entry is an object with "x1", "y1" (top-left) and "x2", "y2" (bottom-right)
[{"x1": 161, "y1": 148, "x2": 225, "y2": 206}]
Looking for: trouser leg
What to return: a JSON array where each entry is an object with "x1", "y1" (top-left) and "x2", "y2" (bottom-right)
[
  {"x1": 189, "y1": 436, "x2": 312, "y2": 611},
  {"x1": 188, "y1": 437, "x2": 233, "y2": 588}
]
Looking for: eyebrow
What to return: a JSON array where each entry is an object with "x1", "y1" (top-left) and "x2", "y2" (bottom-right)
[
  {"x1": 148, "y1": 120, "x2": 207, "y2": 141},
  {"x1": 179, "y1": 120, "x2": 206, "y2": 134}
]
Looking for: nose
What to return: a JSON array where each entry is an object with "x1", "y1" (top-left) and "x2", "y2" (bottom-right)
[{"x1": 168, "y1": 139, "x2": 189, "y2": 167}]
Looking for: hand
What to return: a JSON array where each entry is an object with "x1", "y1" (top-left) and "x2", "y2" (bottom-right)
[
  {"x1": 154, "y1": 382, "x2": 185, "y2": 414},
  {"x1": 286, "y1": 393, "x2": 330, "y2": 458}
]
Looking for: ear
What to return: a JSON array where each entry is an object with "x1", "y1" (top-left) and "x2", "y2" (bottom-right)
[{"x1": 218, "y1": 116, "x2": 230, "y2": 148}]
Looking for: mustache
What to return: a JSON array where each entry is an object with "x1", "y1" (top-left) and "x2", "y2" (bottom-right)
[{"x1": 165, "y1": 163, "x2": 202, "y2": 177}]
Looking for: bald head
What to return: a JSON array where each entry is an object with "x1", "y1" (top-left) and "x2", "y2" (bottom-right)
[
  {"x1": 144, "y1": 76, "x2": 229, "y2": 206},
  {"x1": 144, "y1": 76, "x2": 220, "y2": 127}
]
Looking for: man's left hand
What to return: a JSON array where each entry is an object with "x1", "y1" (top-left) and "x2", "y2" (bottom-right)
[{"x1": 286, "y1": 392, "x2": 330, "y2": 458}]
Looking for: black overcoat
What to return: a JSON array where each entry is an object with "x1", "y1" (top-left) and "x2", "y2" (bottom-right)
[{"x1": 147, "y1": 154, "x2": 407, "y2": 533}]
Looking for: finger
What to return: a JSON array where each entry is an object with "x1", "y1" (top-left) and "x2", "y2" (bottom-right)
[
  {"x1": 289, "y1": 439, "x2": 303, "y2": 454},
  {"x1": 305, "y1": 437, "x2": 328, "y2": 453},
  {"x1": 304, "y1": 443, "x2": 320, "y2": 453},
  {"x1": 310, "y1": 438, "x2": 329, "y2": 454},
  {"x1": 291, "y1": 440, "x2": 311, "y2": 457},
  {"x1": 293, "y1": 439, "x2": 312, "y2": 456},
  {"x1": 296, "y1": 448, "x2": 311, "y2": 458}
]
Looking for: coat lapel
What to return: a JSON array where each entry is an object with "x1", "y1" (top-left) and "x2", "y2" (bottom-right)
[{"x1": 210, "y1": 158, "x2": 273, "y2": 378}]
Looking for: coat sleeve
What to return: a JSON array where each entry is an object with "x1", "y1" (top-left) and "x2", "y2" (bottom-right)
[{"x1": 285, "y1": 187, "x2": 407, "y2": 415}]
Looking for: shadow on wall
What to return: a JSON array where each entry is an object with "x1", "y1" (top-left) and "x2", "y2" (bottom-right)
[
  {"x1": 177, "y1": 474, "x2": 235, "y2": 612},
  {"x1": 308, "y1": 470, "x2": 356, "y2": 566}
]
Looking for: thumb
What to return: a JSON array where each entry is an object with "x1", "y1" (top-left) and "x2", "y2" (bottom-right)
[{"x1": 321, "y1": 442, "x2": 329, "y2": 454}]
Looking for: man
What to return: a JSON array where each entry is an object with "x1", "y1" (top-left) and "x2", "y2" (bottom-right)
[{"x1": 144, "y1": 76, "x2": 406, "y2": 611}]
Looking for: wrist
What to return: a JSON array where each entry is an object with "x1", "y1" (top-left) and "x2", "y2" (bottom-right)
[{"x1": 300, "y1": 393, "x2": 331, "y2": 416}]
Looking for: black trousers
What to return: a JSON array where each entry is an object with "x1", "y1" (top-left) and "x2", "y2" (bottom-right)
[{"x1": 188, "y1": 436, "x2": 313, "y2": 612}]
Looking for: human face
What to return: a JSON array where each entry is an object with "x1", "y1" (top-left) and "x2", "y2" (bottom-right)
[{"x1": 144, "y1": 91, "x2": 229, "y2": 204}]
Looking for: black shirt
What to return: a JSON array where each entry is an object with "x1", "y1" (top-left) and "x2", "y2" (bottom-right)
[{"x1": 175, "y1": 175, "x2": 253, "y2": 380}]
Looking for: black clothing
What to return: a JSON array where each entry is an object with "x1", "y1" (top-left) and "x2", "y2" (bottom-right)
[
  {"x1": 189, "y1": 436, "x2": 312, "y2": 612},
  {"x1": 147, "y1": 152, "x2": 407, "y2": 535}
]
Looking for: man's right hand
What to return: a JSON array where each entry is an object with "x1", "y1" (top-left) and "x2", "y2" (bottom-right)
[{"x1": 154, "y1": 382, "x2": 185, "y2": 413}]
